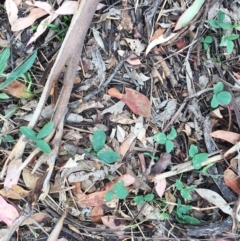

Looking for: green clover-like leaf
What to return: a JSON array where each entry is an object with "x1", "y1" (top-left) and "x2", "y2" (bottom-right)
[
  {"x1": 166, "y1": 127, "x2": 177, "y2": 140},
  {"x1": 216, "y1": 91, "x2": 232, "y2": 106},
  {"x1": 226, "y1": 34, "x2": 239, "y2": 41},
  {"x1": 209, "y1": 19, "x2": 219, "y2": 29},
  {"x1": 189, "y1": 144, "x2": 198, "y2": 158},
  {"x1": 115, "y1": 187, "x2": 128, "y2": 199},
  {"x1": 97, "y1": 150, "x2": 120, "y2": 164},
  {"x1": 166, "y1": 139, "x2": 174, "y2": 153},
  {"x1": 211, "y1": 94, "x2": 219, "y2": 108},
  {"x1": 181, "y1": 189, "x2": 192, "y2": 200},
  {"x1": 213, "y1": 82, "x2": 224, "y2": 94},
  {"x1": 144, "y1": 194, "x2": 154, "y2": 202},
  {"x1": 153, "y1": 133, "x2": 167, "y2": 144},
  {"x1": 176, "y1": 179, "x2": 184, "y2": 191},
  {"x1": 226, "y1": 40, "x2": 234, "y2": 53},
  {"x1": 20, "y1": 126, "x2": 37, "y2": 141},
  {"x1": 105, "y1": 191, "x2": 115, "y2": 202},
  {"x1": 192, "y1": 153, "x2": 208, "y2": 170},
  {"x1": 217, "y1": 10, "x2": 225, "y2": 23},
  {"x1": 36, "y1": 122, "x2": 54, "y2": 139},
  {"x1": 204, "y1": 36, "x2": 213, "y2": 44},
  {"x1": 92, "y1": 129, "x2": 106, "y2": 152},
  {"x1": 219, "y1": 22, "x2": 233, "y2": 30},
  {"x1": 134, "y1": 195, "x2": 145, "y2": 205},
  {"x1": 36, "y1": 139, "x2": 51, "y2": 154}
]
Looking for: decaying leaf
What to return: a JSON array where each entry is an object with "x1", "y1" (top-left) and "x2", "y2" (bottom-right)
[
  {"x1": 108, "y1": 87, "x2": 151, "y2": 119},
  {"x1": 210, "y1": 130, "x2": 240, "y2": 144},
  {"x1": 151, "y1": 153, "x2": 172, "y2": 175},
  {"x1": 0, "y1": 184, "x2": 29, "y2": 199},
  {"x1": 118, "y1": 50, "x2": 142, "y2": 65},
  {"x1": 155, "y1": 178, "x2": 166, "y2": 198},
  {"x1": 3, "y1": 80, "x2": 33, "y2": 99}
]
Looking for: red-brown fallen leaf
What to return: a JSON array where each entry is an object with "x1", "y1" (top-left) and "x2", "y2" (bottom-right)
[
  {"x1": 210, "y1": 130, "x2": 240, "y2": 145},
  {"x1": 151, "y1": 153, "x2": 171, "y2": 175},
  {"x1": 224, "y1": 168, "x2": 240, "y2": 194},
  {"x1": 3, "y1": 80, "x2": 33, "y2": 99},
  {"x1": 108, "y1": 87, "x2": 151, "y2": 119}
]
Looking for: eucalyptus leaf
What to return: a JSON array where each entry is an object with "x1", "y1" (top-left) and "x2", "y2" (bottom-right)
[
  {"x1": 0, "y1": 51, "x2": 37, "y2": 90},
  {"x1": 92, "y1": 129, "x2": 106, "y2": 152},
  {"x1": 0, "y1": 93, "x2": 9, "y2": 99},
  {"x1": 36, "y1": 139, "x2": 51, "y2": 154},
  {"x1": 37, "y1": 122, "x2": 54, "y2": 139},
  {"x1": 97, "y1": 150, "x2": 120, "y2": 164},
  {"x1": 20, "y1": 126, "x2": 37, "y2": 141}
]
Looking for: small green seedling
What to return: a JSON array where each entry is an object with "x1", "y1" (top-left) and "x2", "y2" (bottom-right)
[
  {"x1": 20, "y1": 122, "x2": 54, "y2": 154},
  {"x1": 211, "y1": 82, "x2": 232, "y2": 108},
  {"x1": 153, "y1": 127, "x2": 177, "y2": 153},
  {"x1": 189, "y1": 144, "x2": 208, "y2": 170},
  {"x1": 175, "y1": 199, "x2": 200, "y2": 224},
  {"x1": 134, "y1": 194, "x2": 154, "y2": 206},
  {"x1": 105, "y1": 181, "x2": 128, "y2": 202},
  {"x1": 176, "y1": 179, "x2": 196, "y2": 200},
  {"x1": 201, "y1": 36, "x2": 213, "y2": 50},
  {"x1": 90, "y1": 129, "x2": 120, "y2": 164},
  {"x1": 209, "y1": 10, "x2": 233, "y2": 30},
  {"x1": 220, "y1": 34, "x2": 239, "y2": 54}
]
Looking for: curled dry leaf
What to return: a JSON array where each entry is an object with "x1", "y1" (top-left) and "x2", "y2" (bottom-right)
[
  {"x1": 108, "y1": 87, "x2": 151, "y2": 119},
  {"x1": 117, "y1": 50, "x2": 142, "y2": 65},
  {"x1": 151, "y1": 153, "x2": 172, "y2": 175},
  {"x1": 195, "y1": 188, "x2": 233, "y2": 215},
  {"x1": 0, "y1": 195, "x2": 19, "y2": 227},
  {"x1": 210, "y1": 130, "x2": 240, "y2": 145},
  {"x1": 146, "y1": 33, "x2": 176, "y2": 55}
]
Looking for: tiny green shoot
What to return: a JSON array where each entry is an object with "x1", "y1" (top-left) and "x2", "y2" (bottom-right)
[
  {"x1": 201, "y1": 36, "x2": 213, "y2": 50},
  {"x1": 105, "y1": 181, "x2": 128, "y2": 202},
  {"x1": 189, "y1": 144, "x2": 208, "y2": 170},
  {"x1": 153, "y1": 127, "x2": 177, "y2": 153},
  {"x1": 90, "y1": 129, "x2": 120, "y2": 164},
  {"x1": 20, "y1": 122, "x2": 54, "y2": 154},
  {"x1": 211, "y1": 82, "x2": 232, "y2": 108},
  {"x1": 134, "y1": 194, "x2": 154, "y2": 206},
  {"x1": 176, "y1": 179, "x2": 196, "y2": 200}
]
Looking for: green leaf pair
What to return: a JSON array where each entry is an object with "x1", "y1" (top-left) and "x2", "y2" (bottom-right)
[
  {"x1": 91, "y1": 129, "x2": 120, "y2": 164},
  {"x1": 134, "y1": 194, "x2": 154, "y2": 206},
  {"x1": 176, "y1": 179, "x2": 196, "y2": 200},
  {"x1": 220, "y1": 34, "x2": 239, "y2": 54},
  {"x1": 211, "y1": 82, "x2": 232, "y2": 109},
  {"x1": 176, "y1": 199, "x2": 200, "y2": 225},
  {"x1": 105, "y1": 181, "x2": 128, "y2": 202},
  {"x1": 189, "y1": 144, "x2": 208, "y2": 170},
  {"x1": 20, "y1": 122, "x2": 54, "y2": 154},
  {"x1": 201, "y1": 36, "x2": 213, "y2": 50},
  {"x1": 153, "y1": 127, "x2": 177, "y2": 153}
]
